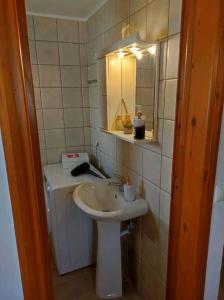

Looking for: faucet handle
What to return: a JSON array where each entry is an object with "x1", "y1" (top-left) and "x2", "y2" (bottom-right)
[{"x1": 113, "y1": 173, "x2": 126, "y2": 183}]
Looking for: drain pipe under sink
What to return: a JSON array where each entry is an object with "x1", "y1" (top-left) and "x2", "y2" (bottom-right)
[{"x1": 120, "y1": 221, "x2": 136, "y2": 237}]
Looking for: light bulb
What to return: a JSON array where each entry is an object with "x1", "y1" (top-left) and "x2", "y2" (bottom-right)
[
  {"x1": 117, "y1": 50, "x2": 125, "y2": 59},
  {"x1": 136, "y1": 51, "x2": 143, "y2": 60},
  {"x1": 130, "y1": 46, "x2": 140, "y2": 54},
  {"x1": 148, "y1": 45, "x2": 157, "y2": 55}
]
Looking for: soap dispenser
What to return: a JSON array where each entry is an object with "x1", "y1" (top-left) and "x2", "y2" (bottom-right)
[{"x1": 124, "y1": 177, "x2": 136, "y2": 202}]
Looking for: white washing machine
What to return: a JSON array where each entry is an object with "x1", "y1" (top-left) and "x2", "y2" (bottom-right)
[{"x1": 43, "y1": 163, "x2": 104, "y2": 274}]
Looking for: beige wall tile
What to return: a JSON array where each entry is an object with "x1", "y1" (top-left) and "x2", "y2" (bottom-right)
[
  {"x1": 27, "y1": 15, "x2": 34, "y2": 40},
  {"x1": 65, "y1": 128, "x2": 84, "y2": 147},
  {"x1": 130, "y1": 0, "x2": 147, "y2": 14},
  {"x1": 78, "y1": 22, "x2": 88, "y2": 43},
  {"x1": 64, "y1": 108, "x2": 83, "y2": 127},
  {"x1": 34, "y1": 16, "x2": 57, "y2": 41},
  {"x1": 41, "y1": 88, "x2": 62, "y2": 108},
  {"x1": 46, "y1": 148, "x2": 65, "y2": 164},
  {"x1": 62, "y1": 88, "x2": 83, "y2": 107},
  {"x1": 31, "y1": 65, "x2": 39, "y2": 87},
  {"x1": 40, "y1": 150, "x2": 47, "y2": 165},
  {"x1": 29, "y1": 41, "x2": 37, "y2": 64},
  {"x1": 43, "y1": 109, "x2": 64, "y2": 129},
  {"x1": 38, "y1": 130, "x2": 45, "y2": 149},
  {"x1": 80, "y1": 44, "x2": 88, "y2": 66},
  {"x1": 39, "y1": 65, "x2": 61, "y2": 87},
  {"x1": 45, "y1": 129, "x2": 65, "y2": 149},
  {"x1": 36, "y1": 41, "x2": 59, "y2": 65},
  {"x1": 57, "y1": 19, "x2": 78, "y2": 43},
  {"x1": 143, "y1": 149, "x2": 161, "y2": 186},
  {"x1": 59, "y1": 43, "x2": 80, "y2": 65},
  {"x1": 61, "y1": 66, "x2": 81, "y2": 87},
  {"x1": 34, "y1": 88, "x2": 41, "y2": 109},
  {"x1": 36, "y1": 109, "x2": 43, "y2": 129},
  {"x1": 130, "y1": 8, "x2": 147, "y2": 40},
  {"x1": 146, "y1": 0, "x2": 169, "y2": 41}
]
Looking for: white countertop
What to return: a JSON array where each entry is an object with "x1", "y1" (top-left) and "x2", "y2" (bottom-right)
[{"x1": 43, "y1": 163, "x2": 105, "y2": 191}]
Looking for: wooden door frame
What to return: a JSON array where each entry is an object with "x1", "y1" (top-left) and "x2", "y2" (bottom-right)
[
  {"x1": 167, "y1": 0, "x2": 224, "y2": 299},
  {"x1": 0, "y1": 1, "x2": 53, "y2": 299},
  {"x1": 0, "y1": 0, "x2": 224, "y2": 299}
]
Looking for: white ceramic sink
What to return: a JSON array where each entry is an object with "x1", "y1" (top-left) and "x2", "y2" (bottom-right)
[
  {"x1": 74, "y1": 181, "x2": 148, "y2": 222},
  {"x1": 73, "y1": 181, "x2": 148, "y2": 299}
]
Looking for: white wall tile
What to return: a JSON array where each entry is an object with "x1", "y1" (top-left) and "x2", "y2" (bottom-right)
[
  {"x1": 169, "y1": 0, "x2": 182, "y2": 35},
  {"x1": 64, "y1": 108, "x2": 83, "y2": 127},
  {"x1": 34, "y1": 16, "x2": 57, "y2": 41},
  {"x1": 161, "y1": 156, "x2": 172, "y2": 193},
  {"x1": 164, "y1": 79, "x2": 177, "y2": 120},
  {"x1": 166, "y1": 34, "x2": 180, "y2": 79},
  {"x1": 143, "y1": 178, "x2": 160, "y2": 216},
  {"x1": 41, "y1": 88, "x2": 62, "y2": 108},
  {"x1": 61, "y1": 66, "x2": 81, "y2": 87},
  {"x1": 38, "y1": 65, "x2": 61, "y2": 87},
  {"x1": 162, "y1": 120, "x2": 175, "y2": 158},
  {"x1": 146, "y1": 0, "x2": 169, "y2": 41},
  {"x1": 36, "y1": 41, "x2": 59, "y2": 65},
  {"x1": 57, "y1": 19, "x2": 78, "y2": 43},
  {"x1": 59, "y1": 43, "x2": 80, "y2": 65},
  {"x1": 128, "y1": 144, "x2": 143, "y2": 175},
  {"x1": 143, "y1": 149, "x2": 161, "y2": 186},
  {"x1": 160, "y1": 190, "x2": 171, "y2": 226}
]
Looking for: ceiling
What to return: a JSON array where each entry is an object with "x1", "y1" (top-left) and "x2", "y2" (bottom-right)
[{"x1": 25, "y1": 0, "x2": 107, "y2": 21}]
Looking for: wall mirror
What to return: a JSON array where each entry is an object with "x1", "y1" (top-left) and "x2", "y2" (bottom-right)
[{"x1": 96, "y1": 33, "x2": 160, "y2": 144}]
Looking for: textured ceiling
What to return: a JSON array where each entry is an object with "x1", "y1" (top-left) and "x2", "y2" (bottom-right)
[{"x1": 25, "y1": 0, "x2": 107, "y2": 21}]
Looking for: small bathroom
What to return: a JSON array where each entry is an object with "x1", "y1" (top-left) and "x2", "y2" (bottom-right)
[{"x1": 25, "y1": 0, "x2": 182, "y2": 299}]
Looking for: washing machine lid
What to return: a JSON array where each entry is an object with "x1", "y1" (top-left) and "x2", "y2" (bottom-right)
[{"x1": 43, "y1": 163, "x2": 105, "y2": 191}]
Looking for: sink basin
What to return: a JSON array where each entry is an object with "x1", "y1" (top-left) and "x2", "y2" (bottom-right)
[
  {"x1": 73, "y1": 181, "x2": 148, "y2": 299},
  {"x1": 74, "y1": 181, "x2": 148, "y2": 222}
]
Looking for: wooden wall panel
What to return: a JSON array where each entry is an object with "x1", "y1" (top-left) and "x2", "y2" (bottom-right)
[
  {"x1": 0, "y1": 0, "x2": 53, "y2": 299},
  {"x1": 167, "y1": 0, "x2": 224, "y2": 299}
]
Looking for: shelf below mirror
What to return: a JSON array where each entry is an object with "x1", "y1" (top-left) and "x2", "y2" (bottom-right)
[{"x1": 105, "y1": 130, "x2": 156, "y2": 144}]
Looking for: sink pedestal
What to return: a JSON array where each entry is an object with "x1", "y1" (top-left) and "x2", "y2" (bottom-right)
[{"x1": 96, "y1": 221, "x2": 122, "y2": 299}]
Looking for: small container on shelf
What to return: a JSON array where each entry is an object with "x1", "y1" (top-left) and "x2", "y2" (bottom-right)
[
  {"x1": 133, "y1": 105, "x2": 146, "y2": 140},
  {"x1": 123, "y1": 114, "x2": 133, "y2": 134}
]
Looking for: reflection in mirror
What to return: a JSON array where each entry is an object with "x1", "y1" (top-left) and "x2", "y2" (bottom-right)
[
  {"x1": 136, "y1": 49, "x2": 157, "y2": 132},
  {"x1": 103, "y1": 40, "x2": 160, "y2": 143}
]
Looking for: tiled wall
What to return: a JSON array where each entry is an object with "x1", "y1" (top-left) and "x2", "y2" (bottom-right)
[
  {"x1": 27, "y1": 15, "x2": 90, "y2": 165},
  {"x1": 86, "y1": 0, "x2": 182, "y2": 299}
]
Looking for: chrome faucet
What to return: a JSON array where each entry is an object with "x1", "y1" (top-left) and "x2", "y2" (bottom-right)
[{"x1": 107, "y1": 174, "x2": 125, "y2": 192}]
